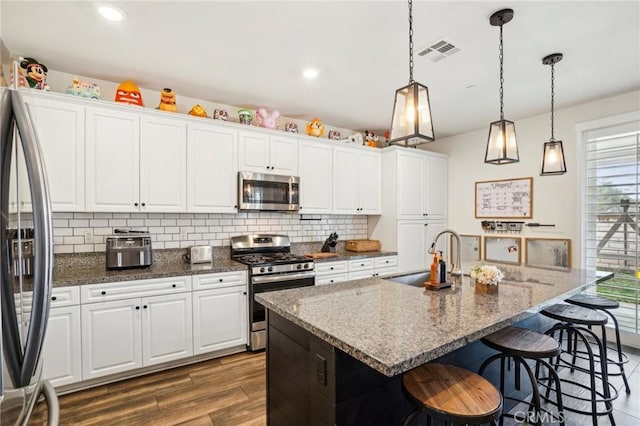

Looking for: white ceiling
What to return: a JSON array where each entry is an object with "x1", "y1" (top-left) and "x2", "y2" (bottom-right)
[{"x1": 2, "y1": 1, "x2": 639, "y2": 138}]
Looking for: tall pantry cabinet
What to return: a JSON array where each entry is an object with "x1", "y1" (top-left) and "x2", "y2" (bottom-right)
[{"x1": 369, "y1": 147, "x2": 448, "y2": 273}]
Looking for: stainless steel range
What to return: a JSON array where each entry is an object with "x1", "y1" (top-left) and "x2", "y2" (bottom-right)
[{"x1": 231, "y1": 234, "x2": 315, "y2": 351}]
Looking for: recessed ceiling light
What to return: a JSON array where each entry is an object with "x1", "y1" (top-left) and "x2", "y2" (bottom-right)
[
  {"x1": 97, "y1": 4, "x2": 126, "y2": 22},
  {"x1": 302, "y1": 68, "x2": 319, "y2": 80}
]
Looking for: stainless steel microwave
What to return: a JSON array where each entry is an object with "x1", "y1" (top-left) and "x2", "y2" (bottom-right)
[{"x1": 238, "y1": 172, "x2": 300, "y2": 212}]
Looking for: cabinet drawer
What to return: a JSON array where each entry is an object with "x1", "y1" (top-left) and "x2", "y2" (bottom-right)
[
  {"x1": 348, "y1": 270, "x2": 375, "y2": 281},
  {"x1": 348, "y1": 259, "x2": 375, "y2": 272},
  {"x1": 316, "y1": 273, "x2": 348, "y2": 285},
  {"x1": 374, "y1": 256, "x2": 397, "y2": 269},
  {"x1": 81, "y1": 276, "x2": 191, "y2": 304},
  {"x1": 192, "y1": 270, "x2": 248, "y2": 290},
  {"x1": 315, "y1": 261, "x2": 348, "y2": 276},
  {"x1": 376, "y1": 266, "x2": 398, "y2": 278},
  {"x1": 16, "y1": 286, "x2": 80, "y2": 312}
]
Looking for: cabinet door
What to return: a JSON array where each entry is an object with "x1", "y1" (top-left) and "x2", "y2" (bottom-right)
[
  {"x1": 425, "y1": 156, "x2": 447, "y2": 220},
  {"x1": 81, "y1": 298, "x2": 142, "y2": 380},
  {"x1": 333, "y1": 147, "x2": 359, "y2": 214},
  {"x1": 187, "y1": 123, "x2": 238, "y2": 213},
  {"x1": 269, "y1": 134, "x2": 298, "y2": 175},
  {"x1": 298, "y1": 140, "x2": 332, "y2": 214},
  {"x1": 42, "y1": 305, "x2": 82, "y2": 387},
  {"x1": 397, "y1": 152, "x2": 425, "y2": 219},
  {"x1": 27, "y1": 98, "x2": 85, "y2": 211},
  {"x1": 192, "y1": 286, "x2": 247, "y2": 355},
  {"x1": 425, "y1": 220, "x2": 449, "y2": 261},
  {"x1": 238, "y1": 130, "x2": 270, "y2": 173},
  {"x1": 139, "y1": 115, "x2": 187, "y2": 212},
  {"x1": 397, "y1": 221, "x2": 429, "y2": 273},
  {"x1": 142, "y1": 292, "x2": 193, "y2": 366},
  {"x1": 358, "y1": 150, "x2": 381, "y2": 214},
  {"x1": 86, "y1": 107, "x2": 140, "y2": 212}
]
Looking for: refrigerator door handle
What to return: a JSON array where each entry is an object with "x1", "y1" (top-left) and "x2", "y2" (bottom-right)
[{"x1": 10, "y1": 89, "x2": 54, "y2": 387}]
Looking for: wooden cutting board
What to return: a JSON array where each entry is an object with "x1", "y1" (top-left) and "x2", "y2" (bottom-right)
[{"x1": 304, "y1": 253, "x2": 339, "y2": 259}]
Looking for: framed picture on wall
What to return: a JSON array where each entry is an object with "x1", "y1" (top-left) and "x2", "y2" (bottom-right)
[
  {"x1": 484, "y1": 236, "x2": 521, "y2": 265},
  {"x1": 450, "y1": 234, "x2": 481, "y2": 262},
  {"x1": 475, "y1": 177, "x2": 533, "y2": 219},
  {"x1": 525, "y1": 238, "x2": 571, "y2": 270}
]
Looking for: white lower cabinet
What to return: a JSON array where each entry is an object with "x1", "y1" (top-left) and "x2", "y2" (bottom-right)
[
  {"x1": 192, "y1": 285, "x2": 248, "y2": 355},
  {"x1": 42, "y1": 305, "x2": 82, "y2": 387},
  {"x1": 315, "y1": 260, "x2": 349, "y2": 285},
  {"x1": 317, "y1": 256, "x2": 398, "y2": 284},
  {"x1": 397, "y1": 221, "x2": 448, "y2": 273},
  {"x1": 142, "y1": 293, "x2": 193, "y2": 366}
]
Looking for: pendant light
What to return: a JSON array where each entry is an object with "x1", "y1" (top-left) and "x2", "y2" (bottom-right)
[
  {"x1": 389, "y1": 0, "x2": 435, "y2": 146},
  {"x1": 540, "y1": 53, "x2": 567, "y2": 175},
  {"x1": 485, "y1": 9, "x2": 519, "y2": 165}
]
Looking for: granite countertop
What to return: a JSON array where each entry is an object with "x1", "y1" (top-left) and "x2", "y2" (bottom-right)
[{"x1": 255, "y1": 264, "x2": 608, "y2": 377}]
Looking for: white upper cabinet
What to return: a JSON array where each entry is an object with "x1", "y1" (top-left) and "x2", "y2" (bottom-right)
[
  {"x1": 333, "y1": 145, "x2": 381, "y2": 215},
  {"x1": 139, "y1": 115, "x2": 187, "y2": 212},
  {"x1": 238, "y1": 129, "x2": 298, "y2": 175},
  {"x1": 86, "y1": 107, "x2": 187, "y2": 212},
  {"x1": 187, "y1": 122, "x2": 238, "y2": 213},
  {"x1": 86, "y1": 107, "x2": 140, "y2": 212},
  {"x1": 26, "y1": 97, "x2": 85, "y2": 211},
  {"x1": 397, "y1": 150, "x2": 447, "y2": 220},
  {"x1": 298, "y1": 140, "x2": 332, "y2": 214}
]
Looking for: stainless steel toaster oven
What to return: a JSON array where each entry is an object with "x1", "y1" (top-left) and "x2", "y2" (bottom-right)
[{"x1": 106, "y1": 230, "x2": 152, "y2": 269}]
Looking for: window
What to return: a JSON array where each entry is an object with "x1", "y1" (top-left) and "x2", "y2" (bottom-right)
[{"x1": 582, "y1": 112, "x2": 640, "y2": 336}]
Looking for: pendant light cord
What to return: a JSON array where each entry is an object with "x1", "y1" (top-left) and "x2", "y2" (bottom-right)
[
  {"x1": 408, "y1": 0, "x2": 414, "y2": 84},
  {"x1": 550, "y1": 61, "x2": 555, "y2": 141},
  {"x1": 499, "y1": 22, "x2": 504, "y2": 120}
]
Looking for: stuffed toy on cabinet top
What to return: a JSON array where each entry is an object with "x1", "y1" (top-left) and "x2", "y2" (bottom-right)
[
  {"x1": 115, "y1": 80, "x2": 144, "y2": 106},
  {"x1": 255, "y1": 108, "x2": 280, "y2": 129},
  {"x1": 20, "y1": 57, "x2": 49, "y2": 91},
  {"x1": 306, "y1": 118, "x2": 325, "y2": 137},
  {"x1": 158, "y1": 88, "x2": 177, "y2": 112}
]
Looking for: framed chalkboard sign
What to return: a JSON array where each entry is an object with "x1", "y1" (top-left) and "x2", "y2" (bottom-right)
[{"x1": 475, "y1": 177, "x2": 533, "y2": 219}]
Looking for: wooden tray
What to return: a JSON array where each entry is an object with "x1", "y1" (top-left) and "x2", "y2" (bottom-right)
[
  {"x1": 304, "y1": 253, "x2": 339, "y2": 259},
  {"x1": 345, "y1": 239, "x2": 381, "y2": 252}
]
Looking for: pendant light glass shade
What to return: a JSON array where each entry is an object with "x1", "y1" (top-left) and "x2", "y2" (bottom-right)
[
  {"x1": 485, "y1": 119, "x2": 519, "y2": 164},
  {"x1": 485, "y1": 9, "x2": 519, "y2": 165},
  {"x1": 389, "y1": 0, "x2": 435, "y2": 147},
  {"x1": 389, "y1": 81, "x2": 434, "y2": 145},
  {"x1": 540, "y1": 53, "x2": 567, "y2": 175}
]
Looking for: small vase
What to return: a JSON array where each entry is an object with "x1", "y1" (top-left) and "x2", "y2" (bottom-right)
[{"x1": 475, "y1": 280, "x2": 498, "y2": 294}]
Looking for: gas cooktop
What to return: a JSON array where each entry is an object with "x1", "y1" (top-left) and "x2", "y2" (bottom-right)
[{"x1": 232, "y1": 252, "x2": 308, "y2": 266}]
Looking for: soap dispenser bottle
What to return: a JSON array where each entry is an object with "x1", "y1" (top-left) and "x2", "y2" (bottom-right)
[
  {"x1": 430, "y1": 253, "x2": 440, "y2": 285},
  {"x1": 438, "y1": 251, "x2": 447, "y2": 283}
]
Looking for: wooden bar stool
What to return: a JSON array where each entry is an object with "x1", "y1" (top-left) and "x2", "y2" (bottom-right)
[
  {"x1": 401, "y1": 363, "x2": 502, "y2": 425},
  {"x1": 541, "y1": 303, "x2": 618, "y2": 426},
  {"x1": 478, "y1": 326, "x2": 564, "y2": 426},
  {"x1": 566, "y1": 293, "x2": 631, "y2": 394}
]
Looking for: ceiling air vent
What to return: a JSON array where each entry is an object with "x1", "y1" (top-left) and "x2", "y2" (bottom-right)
[{"x1": 417, "y1": 38, "x2": 460, "y2": 62}]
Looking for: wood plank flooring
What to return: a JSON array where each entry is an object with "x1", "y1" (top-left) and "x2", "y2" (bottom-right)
[{"x1": 28, "y1": 351, "x2": 266, "y2": 426}]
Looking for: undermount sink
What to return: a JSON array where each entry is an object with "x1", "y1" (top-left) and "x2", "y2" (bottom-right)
[{"x1": 386, "y1": 271, "x2": 431, "y2": 287}]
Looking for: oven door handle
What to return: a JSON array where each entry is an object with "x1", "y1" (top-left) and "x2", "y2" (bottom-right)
[{"x1": 252, "y1": 271, "x2": 316, "y2": 284}]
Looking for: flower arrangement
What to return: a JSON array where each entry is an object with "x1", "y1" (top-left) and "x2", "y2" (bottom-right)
[{"x1": 470, "y1": 264, "x2": 503, "y2": 286}]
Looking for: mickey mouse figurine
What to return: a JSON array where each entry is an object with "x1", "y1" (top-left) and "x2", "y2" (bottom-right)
[
  {"x1": 364, "y1": 130, "x2": 378, "y2": 147},
  {"x1": 20, "y1": 57, "x2": 50, "y2": 91}
]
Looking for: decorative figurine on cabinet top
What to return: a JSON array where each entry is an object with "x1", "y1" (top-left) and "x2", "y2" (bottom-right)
[
  {"x1": 213, "y1": 109, "x2": 229, "y2": 121},
  {"x1": 20, "y1": 57, "x2": 49, "y2": 91},
  {"x1": 364, "y1": 130, "x2": 378, "y2": 147},
  {"x1": 306, "y1": 118, "x2": 325, "y2": 137},
  {"x1": 284, "y1": 122, "x2": 298, "y2": 133},
  {"x1": 158, "y1": 88, "x2": 177, "y2": 112},
  {"x1": 188, "y1": 104, "x2": 208, "y2": 118},
  {"x1": 238, "y1": 109, "x2": 253, "y2": 125},
  {"x1": 328, "y1": 130, "x2": 341, "y2": 141},
  {"x1": 255, "y1": 108, "x2": 280, "y2": 129},
  {"x1": 66, "y1": 77, "x2": 100, "y2": 99},
  {"x1": 114, "y1": 80, "x2": 144, "y2": 106}
]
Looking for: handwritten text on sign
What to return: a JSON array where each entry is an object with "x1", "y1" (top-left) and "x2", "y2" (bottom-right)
[{"x1": 475, "y1": 177, "x2": 533, "y2": 218}]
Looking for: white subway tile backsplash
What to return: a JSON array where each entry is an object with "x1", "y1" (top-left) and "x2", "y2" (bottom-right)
[{"x1": 51, "y1": 212, "x2": 367, "y2": 253}]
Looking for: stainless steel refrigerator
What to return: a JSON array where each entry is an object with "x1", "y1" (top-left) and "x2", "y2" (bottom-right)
[{"x1": 1, "y1": 85, "x2": 59, "y2": 424}]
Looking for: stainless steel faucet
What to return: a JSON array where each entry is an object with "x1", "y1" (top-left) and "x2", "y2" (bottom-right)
[{"x1": 428, "y1": 229, "x2": 463, "y2": 276}]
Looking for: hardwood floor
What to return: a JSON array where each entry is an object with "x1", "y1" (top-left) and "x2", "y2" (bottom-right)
[{"x1": 28, "y1": 351, "x2": 266, "y2": 426}]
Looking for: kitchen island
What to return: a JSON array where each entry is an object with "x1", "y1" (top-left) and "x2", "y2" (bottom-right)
[{"x1": 256, "y1": 265, "x2": 610, "y2": 425}]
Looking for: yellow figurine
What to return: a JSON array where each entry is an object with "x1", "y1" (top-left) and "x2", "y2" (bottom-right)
[
  {"x1": 158, "y1": 87, "x2": 177, "y2": 112},
  {"x1": 306, "y1": 118, "x2": 325, "y2": 137},
  {"x1": 188, "y1": 104, "x2": 207, "y2": 118}
]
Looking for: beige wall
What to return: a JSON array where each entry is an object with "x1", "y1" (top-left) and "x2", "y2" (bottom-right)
[{"x1": 423, "y1": 90, "x2": 640, "y2": 268}]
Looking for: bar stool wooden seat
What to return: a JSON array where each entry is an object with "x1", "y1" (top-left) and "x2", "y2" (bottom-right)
[
  {"x1": 541, "y1": 303, "x2": 618, "y2": 426},
  {"x1": 566, "y1": 293, "x2": 631, "y2": 394},
  {"x1": 478, "y1": 326, "x2": 564, "y2": 426},
  {"x1": 401, "y1": 363, "x2": 502, "y2": 425}
]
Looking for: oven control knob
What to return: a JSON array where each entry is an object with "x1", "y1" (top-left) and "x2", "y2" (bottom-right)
[
  {"x1": 304, "y1": 263, "x2": 309, "y2": 269},
  {"x1": 260, "y1": 267, "x2": 265, "y2": 273},
  {"x1": 267, "y1": 266, "x2": 273, "y2": 272},
  {"x1": 297, "y1": 264, "x2": 302, "y2": 270}
]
